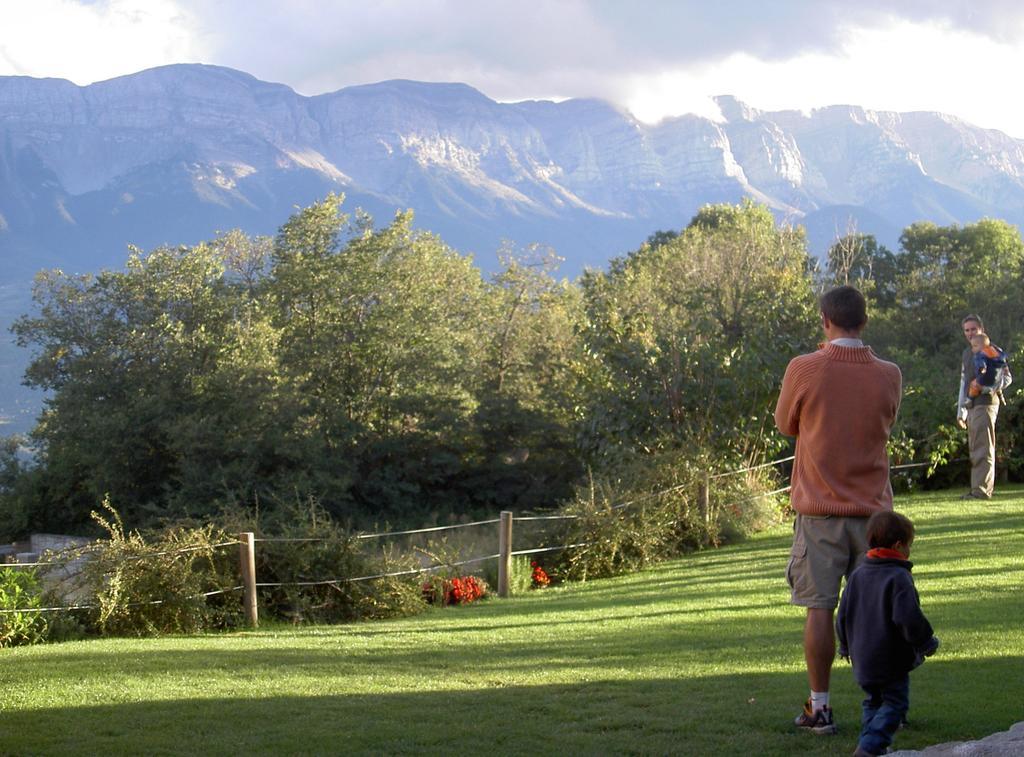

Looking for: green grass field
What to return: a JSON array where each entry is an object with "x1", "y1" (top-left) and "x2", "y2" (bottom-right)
[{"x1": 1, "y1": 488, "x2": 1022, "y2": 756}]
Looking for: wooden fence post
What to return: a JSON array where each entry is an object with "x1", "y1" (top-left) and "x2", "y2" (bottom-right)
[
  {"x1": 698, "y1": 474, "x2": 710, "y2": 525},
  {"x1": 239, "y1": 531, "x2": 258, "y2": 628},
  {"x1": 497, "y1": 511, "x2": 513, "y2": 598}
]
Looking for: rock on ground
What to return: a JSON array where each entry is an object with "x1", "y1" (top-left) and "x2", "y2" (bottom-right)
[{"x1": 890, "y1": 721, "x2": 1024, "y2": 756}]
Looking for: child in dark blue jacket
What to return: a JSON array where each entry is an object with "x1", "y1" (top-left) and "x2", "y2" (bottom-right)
[
  {"x1": 836, "y1": 511, "x2": 939, "y2": 757},
  {"x1": 968, "y1": 333, "x2": 1009, "y2": 398}
]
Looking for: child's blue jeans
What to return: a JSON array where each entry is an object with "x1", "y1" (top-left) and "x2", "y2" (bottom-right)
[{"x1": 859, "y1": 676, "x2": 910, "y2": 755}]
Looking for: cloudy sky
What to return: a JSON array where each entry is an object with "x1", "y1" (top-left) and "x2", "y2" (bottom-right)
[{"x1": 3, "y1": 1, "x2": 1024, "y2": 135}]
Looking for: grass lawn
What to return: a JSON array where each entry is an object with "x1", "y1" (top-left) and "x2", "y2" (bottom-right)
[{"x1": 1, "y1": 488, "x2": 1022, "y2": 756}]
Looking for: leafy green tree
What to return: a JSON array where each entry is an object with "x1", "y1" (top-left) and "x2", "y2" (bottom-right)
[
  {"x1": 469, "y1": 243, "x2": 584, "y2": 510},
  {"x1": 0, "y1": 436, "x2": 29, "y2": 534},
  {"x1": 577, "y1": 200, "x2": 817, "y2": 470},
  {"x1": 267, "y1": 197, "x2": 491, "y2": 518},
  {"x1": 643, "y1": 230, "x2": 680, "y2": 250},
  {"x1": 11, "y1": 241, "x2": 247, "y2": 529},
  {"x1": 825, "y1": 233, "x2": 898, "y2": 310},
  {"x1": 868, "y1": 218, "x2": 1024, "y2": 477},
  {"x1": 12, "y1": 194, "x2": 578, "y2": 533},
  {"x1": 892, "y1": 219, "x2": 1024, "y2": 353}
]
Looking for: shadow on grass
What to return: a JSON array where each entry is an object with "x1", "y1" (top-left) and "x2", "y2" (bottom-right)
[
  {"x1": 4, "y1": 490, "x2": 1020, "y2": 756},
  {"x1": 3, "y1": 657, "x2": 1021, "y2": 757},
  {"x1": 5, "y1": 583, "x2": 1013, "y2": 687},
  {"x1": 0, "y1": 610, "x2": 804, "y2": 683}
]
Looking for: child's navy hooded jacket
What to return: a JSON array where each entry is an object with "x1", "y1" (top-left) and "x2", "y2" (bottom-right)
[{"x1": 836, "y1": 553, "x2": 936, "y2": 687}]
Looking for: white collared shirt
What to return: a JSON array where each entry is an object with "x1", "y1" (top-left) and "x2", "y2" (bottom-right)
[{"x1": 830, "y1": 338, "x2": 864, "y2": 347}]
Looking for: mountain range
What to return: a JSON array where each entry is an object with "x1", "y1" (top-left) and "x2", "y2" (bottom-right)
[{"x1": 3, "y1": 63, "x2": 1024, "y2": 430}]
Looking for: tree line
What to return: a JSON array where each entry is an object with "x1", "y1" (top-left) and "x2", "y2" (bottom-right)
[{"x1": 0, "y1": 195, "x2": 1021, "y2": 537}]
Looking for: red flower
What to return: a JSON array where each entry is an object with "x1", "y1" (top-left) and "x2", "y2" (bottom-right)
[
  {"x1": 531, "y1": 562, "x2": 551, "y2": 588},
  {"x1": 425, "y1": 575, "x2": 487, "y2": 606}
]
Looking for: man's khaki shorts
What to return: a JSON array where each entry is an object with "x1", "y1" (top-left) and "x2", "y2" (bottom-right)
[{"x1": 786, "y1": 514, "x2": 868, "y2": 610}]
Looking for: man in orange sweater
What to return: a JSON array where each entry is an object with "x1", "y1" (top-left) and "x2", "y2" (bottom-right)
[{"x1": 774, "y1": 285, "x2": 902, "y2": 736}]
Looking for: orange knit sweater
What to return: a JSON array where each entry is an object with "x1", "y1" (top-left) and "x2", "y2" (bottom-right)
[{"x1": 774, "y1": 343, "x2": 902, "y2": 517}]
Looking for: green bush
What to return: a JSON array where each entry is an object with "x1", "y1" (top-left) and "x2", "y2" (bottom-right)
[
  {"x1": 221, "y1": 498, "x2": 428, "y2": 624},
  {"x1": 41, "y1": 610, "x2": 89, "y2": 643},
  {"x1": 502, "y1": 554, "x2": 537, "y2": 596},
  {"x1": 0, "y1": 567, "x2": 48, "y2": 646},
  {"x1": 707, "y1": 465, "x2": 790, "y2": 544},
  {"x1": 554, "y1": 472, "x2": 696, "y2": 582},
  {"x1": 554, "y1": 453, "x2": 787, "y2": 581},
  {"x1": 65, "y1": 499, "x2": 240, "y2": 637}
]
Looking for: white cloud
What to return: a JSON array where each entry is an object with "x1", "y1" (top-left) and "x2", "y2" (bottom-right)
[
  {"x1": 0, "y1": 0, "x2": 201, "y2": 83},
  {"x1": 3, "y1": 1, "x2": 1024, "y2": 136},
  {"x1": 623, "y1": 19, "x2": 1024, "y2": 138}
]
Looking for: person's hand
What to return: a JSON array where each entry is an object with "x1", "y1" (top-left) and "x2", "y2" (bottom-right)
[
  {"x1": 957, "y1": 418, "x2": 967, "y2": 429},
  {"x1": 912, "y1": 637, "x2": 939, "y2": 668}
]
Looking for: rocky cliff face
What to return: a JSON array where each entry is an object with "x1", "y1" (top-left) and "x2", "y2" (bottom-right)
[
  {"x1": 4, "y1": 64, "x2": 1024, "y2": 279},
  {"x1": 4, "y1": 63, "x2": 1024, "y2": 430}
]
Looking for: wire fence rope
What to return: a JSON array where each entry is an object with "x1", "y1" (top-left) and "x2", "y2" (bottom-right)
[
  {"x1": 4, "y1": 540, "x2": 241, "y2": 570},
  {"x1": 891, "y1": 458, "x2": 965, "y2": 471},
  {"x1": 709, "y1": 455, "x2": 795, "y2": 479},
  {"x1": 513, "y1": 514, "x2": 579, "y2": 522},
  {"x1": 0, "y1": 453, "x2": 946, "y2": 617},
  {"x1": 254, "y1": 518, "x2": 502, "y2": 544},
  {"x1": 254, "y1": 553, "x2": 502, "y2": 588},
  {"x1": 0, "y1": 585, "x2": 244, "y2": 615}
]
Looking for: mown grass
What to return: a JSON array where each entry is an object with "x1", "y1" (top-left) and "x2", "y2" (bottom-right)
[{"x1": 1, "y1": 488, "x2": 1022, "y2": 756}]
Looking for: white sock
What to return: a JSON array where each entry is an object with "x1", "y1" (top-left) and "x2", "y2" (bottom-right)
[{"x1": 810, "y1": 690, "x2": 830, "y2": 712}]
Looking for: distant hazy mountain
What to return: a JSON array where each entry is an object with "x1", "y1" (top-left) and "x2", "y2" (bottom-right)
[
  {"x1": 3, "y1": 63, "x2": 1024, "y2": 429},
  {"x1": 5, "y1": 64, "x2": 1024, "y2": 274}
]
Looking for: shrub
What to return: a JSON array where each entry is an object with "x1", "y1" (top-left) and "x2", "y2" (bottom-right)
[
  {"x1": 0, "y1": 567, "x2": 48, "y2": 647},
  {"x1": 65, "y1": 498, "x2": 240, "y2": 636},
  {"x1": 41, "y1": 610, "x2": 89, "y2": 643},
  {"x1": 708, "y1": 465, "x2": 790, "y2": 544},
  {"x1": 221, "y1": 498, "x2": 428, "y2": 624},
  {"x1": 554, "y1": 452, "x2": 787, "y2": 581},
  {"x1": 416, "y1": 539, "x2": 490, "y2": 606},
  {"x1": 480, "y1": 554, "x2": 532, "y2": 596},
  {"x1": 554, "y1": 474, "x2": 690, "y2": 582}
]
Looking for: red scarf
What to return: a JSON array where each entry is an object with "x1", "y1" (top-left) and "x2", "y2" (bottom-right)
[{"x1": 866, "y1": 547, "x2": 907, "y2": 561}]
